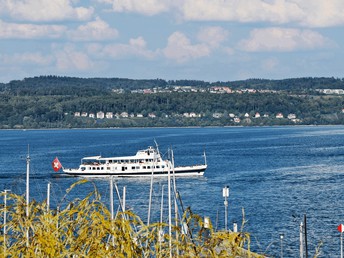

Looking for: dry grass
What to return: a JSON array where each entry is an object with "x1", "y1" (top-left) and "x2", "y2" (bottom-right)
[{"x1": 1, "y1": 180, "x2": 265, "y2": 257}]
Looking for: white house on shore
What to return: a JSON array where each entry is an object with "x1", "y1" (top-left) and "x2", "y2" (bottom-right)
[
  {"x1": 97, "y1": 111, "x2": 105, "y2": 119},
  {"x1": 276, "y1": 113, "x2": 284, "y2": 119},
  {"x1": 287, "y1": 113, "x2": 296, "y2": 119},
  {"x1": 106, "y1": 112, "x2": 113, "y2": 119}
]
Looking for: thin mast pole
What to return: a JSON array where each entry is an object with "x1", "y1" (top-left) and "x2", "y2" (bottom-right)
[
  {"x1": 147, "y1": 148, "x2": 156, "y2": 225},
  {"x1": 168, "y1": 160, "x2": 172, "y2": 258},
  {"x1": 110, "y1": 176, "x2": 114, "y2": 220},
  {"x1": 160, "y1": 185, "x2": 164, "y2": 224},
  {"x1": 171, "y1": 148, "x2": 179, "y2": 257},
  {"x1": 47, "y1": 182, "x2": 51, "y2": 212},
  {"x1": 3, "y1": 189, "x2": 10, "y2": 254},
  {"x1": 159, "y1": 185, "x2": 164, "y2": 252},
  {"x1": 304, "y1": 214, "x2": 308, "y2": 258},
  {"x1": 300, "y1": 222, "x2": 304, "y2": 258},
  {"x1": 26, "y1": 145, "x2": 30, "y2": 218},
  {"x1": 26, "y1": 145, "x2": 30, "y2": 247},
  {"x1": 204, "y1": 149, "x2": 207, "y2": 166},
  {"x1": 341, "y1": 231, "x2": 343, "y2": 258},
  {"x1": 122, "y1": 186, "x2": 126, "y2": 213}
]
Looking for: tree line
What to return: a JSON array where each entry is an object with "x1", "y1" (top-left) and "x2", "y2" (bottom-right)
[{"x1": 1, "y1": 76, "x2": 344, "y2": 129}]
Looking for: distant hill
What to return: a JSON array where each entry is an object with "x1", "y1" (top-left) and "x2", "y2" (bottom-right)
[
  {"x1": 1, "y1": 76, "x2": 344, "y2": 96},
  {"x1": 1, "y1": 76, "x2": 344, "y2": 129}
]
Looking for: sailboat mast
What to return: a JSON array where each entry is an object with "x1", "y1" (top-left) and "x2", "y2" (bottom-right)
[
  {"x1": 47, "y1": 182, "x2": 51, "y2": 212},
  {"x1": 110, "y1": 176, "x2": 114, "y2": 220},
  {"x1": 167, "y1": 159, "x2": 172, "y2": 257},
  {"x1": 26, "y1": 145, "x2": 30, "y2": 218}
]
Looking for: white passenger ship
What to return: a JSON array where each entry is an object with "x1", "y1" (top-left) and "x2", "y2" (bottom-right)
[{"x1": 62, "y1": 146, "x2": 207, "y2": 177}]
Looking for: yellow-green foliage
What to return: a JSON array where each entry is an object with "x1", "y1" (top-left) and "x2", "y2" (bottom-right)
[{"x1": 0, "y1": 180, "x2": 265, "y2": 257}]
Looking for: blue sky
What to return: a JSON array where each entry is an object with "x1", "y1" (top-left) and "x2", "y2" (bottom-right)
[{"x1": 0, "y1": 0, "x2": 343, "y2": 83}]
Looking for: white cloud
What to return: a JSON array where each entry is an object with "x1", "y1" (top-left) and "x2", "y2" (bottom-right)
[
  {"x1": 162, "y1": 32, "x2": 210, "y2": 63},
  {"x1": 197, "y1": 26, "x2": 229, "y2": 48},
  {"x1": 68, "y1": 17, "x2": 119, "y2": 41},
  {"x1": 88, "y1": 37, "x2": 156, "y2": 59},
  {"x1": 238, "y1": 27, "x2": 333, "y2": 52},
  {"x1": 185, "y1": 1, "x2": 344, "y2": 27},
  {"x1": 1, "y1": 52, "x2": 53, "y2": 65},
  {"x1": 0, "y1": 0, "x2": 94, "y2": 22},
  {"x1": 179, "y1": 0, "x2": 303, "y2": 23},
  {"x1": 54, "y1": 44, "x2": 94, "y2": 70},
  {"x1": 99, "y1": 0, "x2": 344, "y2": 28},
  {"x1": 299, "y1": 1, "x2": 344, "y2": 27},
  {"x1": 261, "y1": 57, "x2": 279, "y2": 71},
  {"x1": 99, "y1": 0, "x2": 171, "y2": 15},
  {"x1": 0, "y1": 20, "x2": 66, "y2": 39}
]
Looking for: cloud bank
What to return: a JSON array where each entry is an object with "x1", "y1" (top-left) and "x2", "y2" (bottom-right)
[{"x1": 101, "y1": 0, "x2": 344, "y2": 28}]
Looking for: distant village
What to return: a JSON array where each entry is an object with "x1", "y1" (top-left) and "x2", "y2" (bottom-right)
[
  {"x1": 112, "y1": 85, "x2": 344, "y2": 95},
  {"x1": 73, "y1": 86, "x2": 301, "y2": 123},
  {"x1": 73, "y1": 86, "x2": 344, "y2": 124},
  {"x1": 74, "y1": 110, "x2": 301, "y2": 124},
  {"x1": 112, "y1": 85, "x2": 277, "y2": 94}
]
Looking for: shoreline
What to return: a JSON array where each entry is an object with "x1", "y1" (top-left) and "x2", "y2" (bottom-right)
[{"x1": 1, "y1": 124, "x2": 343, "y2": 131}]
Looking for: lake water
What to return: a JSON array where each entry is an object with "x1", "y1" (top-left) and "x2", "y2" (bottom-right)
[{"x1": 1, "y1": 126, "x2": 344, "y2": 257}]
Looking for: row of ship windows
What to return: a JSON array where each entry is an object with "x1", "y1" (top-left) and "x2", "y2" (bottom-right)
[
  {"x1": 107, "y1": 159, "x2": 160, "y2": 164},
  {"x1": 81, "y1": 165, "x2": 166, "y2": 171}
]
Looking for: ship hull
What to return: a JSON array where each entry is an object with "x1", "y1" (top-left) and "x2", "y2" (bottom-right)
[{"x1": 62, "y1": 165, "x2": 206, "y2": 178}]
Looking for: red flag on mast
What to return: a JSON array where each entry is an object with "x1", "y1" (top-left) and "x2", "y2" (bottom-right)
[{"x1": 52, "y1": 157, "x2": 62, "y2": 172}]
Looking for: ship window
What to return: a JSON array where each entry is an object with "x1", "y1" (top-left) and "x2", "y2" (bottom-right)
[
  {"x1": 81, "y1": 167, "x2": 85, "y2": 171},
  {"x1": 143, "y1": 166, "x2": 146, "y2": 169},
  {"x1": 147, "y1": 166, "x2": 151, "y2": 169},
  {"x1": 92, "y1": 167, "x2": 95, "y2": 170},
  {"x1": 136, "y1": 166, "x2": 140, "y2": 169},
  {"x1": 156, "y1": 166, "x2": 160, "y2": 169},
  {"x1": 107, "y1": 167, "x2": 110, "y2": 170},
  {"x1": 97, "y1": 167, "x2": 100, "y2": 170},
  {"x1": 132, "y1": 166, "x2": 136, "y2": 170},
  {"x1": 101, "y1": 167, "x2": 104, "y2": 170}
]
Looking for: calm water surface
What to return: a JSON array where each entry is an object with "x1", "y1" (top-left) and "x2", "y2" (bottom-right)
[{"x1": 1, "y1": 126, "x2": 344, "y2": 257}]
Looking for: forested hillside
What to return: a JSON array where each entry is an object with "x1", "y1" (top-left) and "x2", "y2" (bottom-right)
[{"x1": 1, "y1": 76, "x2": 344, "y2": 129}]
